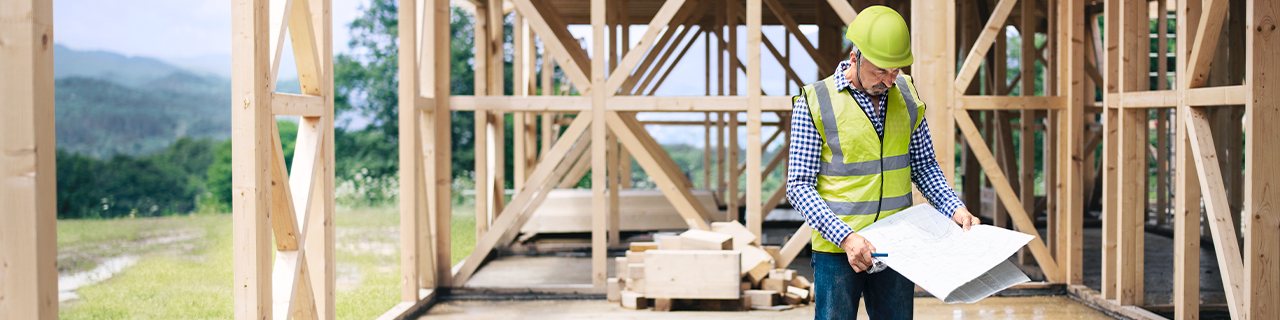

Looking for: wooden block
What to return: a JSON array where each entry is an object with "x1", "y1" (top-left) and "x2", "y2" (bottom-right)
[
  {"x1": 607, "y1": 278, "x2": 622, "y2": 302},
  {"x1": 808, "y1": 286, "x2": 815, "y2": 304},
  {"x1": 657, "y1": 235, "x2": 682, "y2": 250},
  {"x1": 616, "y1": 257, "x2": 628, "y2": 278},
  {"x1": 790, "y1": 275, "x2": 811, "y2": 290},
  {"x1": 630, "y1": 241, "x2": 659, "y2": 252},
  {"x1": 628, "y1": 263, "x2": 645, "y2": 280},
  {"x1": 679, "y1": 229, "x2": 733, "y2": 250},
  {"x1": 620, "y1": 290, "x2": 648, "y2": 309},
  {"x1": 625, "y1": 250, "x2": 645, "y2": 264},
  {"x1": 741, "y1": 245, "x2": 774, "y2": 284},
  {"x1": 768, "y1": 269, "x2": 794, "y2": 282},
  {"x1": 787, "y1": 286, "x2": 809, "y2": 301},
  {"x1": 743, "y1": 290, "x2": 780, "y2": 307},
  {"x1": 762, "y1": 278, "x2": 786, "y2": 294},
  {"x1": 644, "y1": 250, "x2": 742, "y2": 299},
  {"x1": 652, "y1": 298, "x2": 673, "y2": 312},
  {"x1": 763, "y1": 245, "x2": 781, "y2": 262},
  {"x1": 783, "y1": 292, "x2": 803, "y2": 305},
  {"x1": 520, "y1": 189, "x2": 723, "y2": 234},
  {"x1": 711, "y1": 221, "x2": 759, "y2": 248},
  {"x1": 741, "y1": 281, "x2": 753, "y2": 291},
  {"x1": 626, "y1": 278, "x2": 646, "y2": 294}
]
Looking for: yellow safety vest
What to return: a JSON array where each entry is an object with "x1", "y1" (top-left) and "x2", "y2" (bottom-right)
[{"x1": 795, "y1": 73, "x2": 926, "y2": 253}]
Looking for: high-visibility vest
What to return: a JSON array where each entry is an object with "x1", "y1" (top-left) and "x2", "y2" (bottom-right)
[{"x1": 795, "y1": 73, "x2": 925, "y2": 253}]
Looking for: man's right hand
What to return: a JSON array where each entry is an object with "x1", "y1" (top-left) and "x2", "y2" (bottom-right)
[{"x1": 840, "y1": 232, "x2": 877, "y2": 273}]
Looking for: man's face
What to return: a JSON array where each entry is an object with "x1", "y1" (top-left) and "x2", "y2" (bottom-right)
[{"x1": 850, "y1": 52, "x2": 901, "y2": 96}]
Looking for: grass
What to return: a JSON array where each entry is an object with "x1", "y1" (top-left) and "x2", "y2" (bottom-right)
[{"x1": 58, "y1": 204, "x2": 479, "y2": 320}]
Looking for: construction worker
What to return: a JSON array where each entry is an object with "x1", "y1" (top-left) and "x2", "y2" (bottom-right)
[{"x1": 785, "y1": 6, "x2": 979, "y2": 319}]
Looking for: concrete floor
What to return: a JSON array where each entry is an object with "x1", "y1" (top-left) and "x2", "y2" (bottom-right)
[{"x1": 421, "y1": 296, "x2": 1113, "y2": 319}]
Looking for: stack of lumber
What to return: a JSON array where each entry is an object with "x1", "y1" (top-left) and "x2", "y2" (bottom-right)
[{"x1": 607, "y1": 221, "x2": 815, "y2": 311}]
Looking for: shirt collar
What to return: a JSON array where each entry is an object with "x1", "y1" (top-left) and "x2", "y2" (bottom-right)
[{"x1": 834, "y1": 60, "x2": 860, "y2": 93}]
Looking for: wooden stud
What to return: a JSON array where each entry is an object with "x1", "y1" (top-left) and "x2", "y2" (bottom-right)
[
  {"x1": 746, "y1": 0, "x2": 762, "y2": 238},
  {"x1": 608, "y1": 131, "x2": 621, "y2": 247},
  {"x1": 511, "y1": 0, "x2": 592, "y2": 90},
  {"x1": 1054, "y1": 0, "x2": 1085, "y2": 285},
  {"x1": 0, "y1": 0, "x2": 57, "y2": 317},
  {"x1": 618, "y1": 0, "x2": 705, "y2": 94},
  {"x1": 914, "y1": 0, "x2": 957, "y2": 184},
  {"x1": 1115, "y1": 0, "x2": 1149, "y2": 305},
  {"x1": 604, "y1": 0, "x2": 691, "y2": 94},
  {"x1": 399, "y1": 0, "x2": 423, "y2": 302},
  {"x1": 1184, "y1": 107, "x2": 1247, "y2": 317},
  {"x1": 1018, "y1": 0, "x2": 1036, "y2": 243},
  {"x1": 762, "y1": 0, "x2": 833, "y2": 72},
  {"x1": 591, "y1": 0, "x2": 608, "y2": 288},
  {"x1": 429, "y1": 0, "x2": 454, "y2": 289},
  {"x1": 954, "y1": 0, "x2": 1020, "y2": 93},
  {"x1": 232, "y1": 0, "x2": 274, "y2": 316},
  {"x1": 1243, "y1": 0, "x2": 1279, "y2": 317},
  {"x1": 1172, "y1": 0, "x2": 1201, "y2": 317},
  {"x1": 1185, "y1": 0, "x2": 1232, "y2": 89}
]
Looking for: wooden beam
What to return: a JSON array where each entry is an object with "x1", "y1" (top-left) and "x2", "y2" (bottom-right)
[
  {"x1": 273, "y1": 93, "x2": 325, "y2": 116},
  {"x1": 398, "y1": 0, "x2": 423, "y2": 297},
  {"x1": 776, "y1": 225, "x2": 812, "y2": 269},
  {"x1": 1115, "y1": 0, "x2": 1150, "y2": 304},
  {"x1": 954, "y1": 111, "x2": 1063, "y2": 283},
  {"x1": 1243, "y1": 0, "x2": 1280, "y2": 316},
  {"x1": 428, "y1": 0, "x2": 454, "y2": 290},
  {"x1": 604, "y1": 0, "x2": 690, "y2": 94},
  {"x1": 1185, "y1": 85, "x2": 1247, "y2": 106},
  {"x1": 763, "y1": 0, "x2": 833, "y2": 72},
  {"x1": 1185, "y1": 0, "x2": 1232, "y2": 89},
  {"x1": 1017, "y1": 0, "x2": 1035, "y2": 267},
  {"x1": 634, "y1": 14, "x2": 703, "y2": 95},
  {"x1": 232, "y1": 0, "x2": 275, "y2": 316},
  {"x1": 823, "y1": 0, "x2": 858, "y2": 23},
  {"x1": 286, "y1": 0, "x2": 324, "y2": 96},
  {"x1": 591, "y1": 0, "x2": 608, "y2": 288},
  {"x1": 453, "y1": 112, "x2": 593, "y2": 286},
  {"x1": 1172, "y1": 0, "x2": 1201, "y2": 317},
  {"x1": 746, "y1": 0, "x2": 763, "y2": 237},
  {"x1": 496, "y1": 132, "x2": 592, "y2": 247},
  {"x1": 954, "y1": 0, "x2": 1019, "y2": 93},
  {"x1": 0, "y1": 0, "x2": 57, "y2": 316},
  {"x1": 957, "y1": 96, "x2": 1067, "y2": 110},
  {"x1": 1183, "y1": 107, "x2": 1246, "y2": 317},
  {"x1": 618, "y1": 0, "x2": 705, "y2": 94},
  {"x1": 608, "y1": 112, "x2": 714, "y2": 230},
  {"x1": 1054, "y1": 0, "x2": 1086, "y2": 285},
  {"x1": 511, "y1": 0, "x2": 592, "y2": 91},
  {"x1": 760, "y1": 29, "x2": 804, "y2": 90}
]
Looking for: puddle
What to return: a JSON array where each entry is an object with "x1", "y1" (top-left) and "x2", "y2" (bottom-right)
[{"x1": 58, "y1": 255, "x2": 138, "y2": 302}]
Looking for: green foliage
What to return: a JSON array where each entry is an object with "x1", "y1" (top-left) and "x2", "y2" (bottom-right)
[
  {"x1": 56, "y1": 137, "x2": 218, "y2": 219},
  {"x1": 203, "y1": 120, "x2": 298, "y2": 210},
  {"x1": 55, "y1": 76, "x2": 230, "y2": 157}
]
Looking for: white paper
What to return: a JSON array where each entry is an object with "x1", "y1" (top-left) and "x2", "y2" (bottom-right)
[{"x1": 855, "y1": 204, "x2": 1033, "y2": 303}]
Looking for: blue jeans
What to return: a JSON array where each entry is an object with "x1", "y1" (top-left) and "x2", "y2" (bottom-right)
[{"x1": 812, "y1": 251, "x2": 914, "y2": 320}]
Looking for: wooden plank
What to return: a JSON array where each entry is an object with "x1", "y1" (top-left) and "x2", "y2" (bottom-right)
[
  {"x1": 511, "y1": 0, "x2": 592, "y2": 90},
  {"x1": 608, "y1": 131, "x2": 620, "y2": 246},
  {"x1": 823, "y1": 0, "x2": 858, "y2": 23},
  {"x1": 591, "y1": 0, "x2": 608, "y2": 288},
  {"x1": 1184, "y1": 85, "x2": 1247, "y2": 106},
  {"x1": 273, "y1": 93, "x2": 325, "y2": 117},
  {"x1": 619, "y1": 0, "x2": 706, "y2": 94},
  {"x1": 1183, "y1": 107, "x2": 1246, "y2": 317},
  {"x1": 1018, "y1": 0, "x2": 1035, "y2": 263},
  {"x1": 1185, "y1": 0, "x2": 1231, "y2": 89},
  {"x1": 913, "y1": 0, "x2": 957, "y2": 182},
  {"x1": 232, "y1": 0, "x2": 275, "y2": 316},
  {"x1": 681, "y1": 229, "x2": 733, "y2": 250},
  {"x1": 453, "y1": 112, "x2": 594, "y2": 285},
  {"x1": 429, "y1": 0, "x2": 454, "y2": 289},
  {"x1": 1115, "y1": 0, "x2": 1150, "y2": 304},
  {"x1": 746, "y1": 0, "x2": 763, "y2": 238},
  {"x1": 608, "y1": 112, "x2": 714, "y2": 229},
  {"x1": 954, "y1": 0, "x2": 1019, "y2": 93},
  {"x1": 398, "y1": 0, "x2": 423, "y2": 297},
  {"x1": 286, "y1": 0, "x2": 323, "y2": 95},
  {"x1": 498, "y1": 132, "x2": 593, "y2": 246},
  {"x1": 957, "y1": 96, "x2": 1067, "y2": 110},
  {"x1": 763, "y1": 0, "x2": 832, "y2": 72},
  {"x1": 1055, "y1": 0, "x2": 1086, "y2": 285},
  {"x1": 644, "y1": 251, "x2": 742, "y2": 299},
  {"x1": 1171, "y1": 0, "x2": 1201, "y2": 316},
  {"x1": 1112, "y1": 90, "x2": 1178, "y2": 108},
  {"x1": 1244, "y1": 0, "x2": 1280, "y2": 316},
  {"x1": 0, "y1": 0, "x2": 57, "y2": 316},
  {"x1": 603, "y1": 0, "x2": 689, "y2": 94},
  {"x1": 954, "y1": 111, "x2": 1063, "y2": 283},
  {"x1": 775, "y1": 225, "x2": 811, "y2": 269},
  {"x1": 711, "y1": 221, "x2": 759, "y2": 248}
]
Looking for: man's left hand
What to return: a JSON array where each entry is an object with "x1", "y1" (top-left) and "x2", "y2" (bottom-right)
[{"x1": 951, "y1": 207, "x2": 980, "y2": 231}]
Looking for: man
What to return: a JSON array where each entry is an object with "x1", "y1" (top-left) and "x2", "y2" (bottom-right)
[{"x1": 785, "y1": 6, "x2": 980, "y2": 320}]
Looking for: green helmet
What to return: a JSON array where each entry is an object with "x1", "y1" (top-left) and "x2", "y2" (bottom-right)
[{"x1": 845, "y1": 6, "x2": 913, "y2": 68}]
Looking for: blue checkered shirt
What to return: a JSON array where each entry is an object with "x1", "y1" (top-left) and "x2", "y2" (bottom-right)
[{"x1": 785, "y1": 60, "x2": 965, "y2": 246}]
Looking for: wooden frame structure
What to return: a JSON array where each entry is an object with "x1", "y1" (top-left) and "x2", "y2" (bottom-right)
[{"x1": 1, "y1": 0, "x2": 1274, "y2": 319}]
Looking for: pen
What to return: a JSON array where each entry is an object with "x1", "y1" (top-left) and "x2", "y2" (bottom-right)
[{"x1": 871, "y1": 253, "x2": 888, "y2": 257}]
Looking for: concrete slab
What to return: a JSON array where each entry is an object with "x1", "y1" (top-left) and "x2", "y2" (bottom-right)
[{"x1": 421, "y1": 296, "x2": 1111, "y2": 319}]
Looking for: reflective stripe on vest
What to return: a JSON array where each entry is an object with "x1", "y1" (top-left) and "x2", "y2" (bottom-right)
[{"x1": 799, "y1": 73, "x2": 925, "y2": 253}]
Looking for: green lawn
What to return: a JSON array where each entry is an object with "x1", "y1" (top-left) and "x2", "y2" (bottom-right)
[{"x1": 58, "y1": 205, "x2": 477, "y2": 320}]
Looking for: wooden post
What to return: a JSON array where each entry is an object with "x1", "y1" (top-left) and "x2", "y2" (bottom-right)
[
  {"x1": 591, "y1": 0, "x2": 608, "y2": 288},
  {"x1": 398, "y1": 0, "x2": 422, "y2": 302},
  {"x1": 729, "y1": 111, "x2": 740, "y2": 221},
  {"x1": 1017, "y1": 0, "x2": 1037, "y2": 267},
  {"x1": 0, "y1": 0, "x2": 57, "y2": 317},
  {"x1": 1171, "y1": 1, "x2": 1201, "y2": 317},
  {"x1": 746, "y1": 0, "x2": 763, "y2": 237},
  {"x1": 231, "y1": 0, "x2": 273, "y2": 317},
  {"x1": 1056, "y1": 0, "x2": 1086, "y2": 285},
  {"x1": 705, "y1": 112, "x2": 713, "y2": 188},
  {"x1": 1116, "y1": 0, "x2": 1150, "y2": 305},
  {"x1": 914, "y1": 0, "x2": 957, "y2": 187},
  {"x1": 608, "y1": 131, "x2": 621, "y2": 247},
  {"x1": 429, "y1": 0, "x2": 454, "y2": 290},
  {"x1": 474, "y1": 0, "x2": 491, "y2": 240},
  {"x1": 1243, "y1": 0, "x2": 1280, "y2": 317}
]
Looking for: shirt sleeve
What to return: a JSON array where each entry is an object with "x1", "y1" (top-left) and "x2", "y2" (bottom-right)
[
  {"x1": 786, "y1": 94, "x2": 855, "y2": 245},
  {"x1": 908, "y1": 116, "x2": 967, "y2": 218}
]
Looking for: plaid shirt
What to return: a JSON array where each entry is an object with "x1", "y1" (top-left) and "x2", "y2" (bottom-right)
[{"x1": 786, "y1": 60, "x2": 965, "y2": 246}]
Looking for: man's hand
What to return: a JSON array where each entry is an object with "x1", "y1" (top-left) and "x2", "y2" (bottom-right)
[
  {"x1": 840, "y1": 232, "x2": 877, "y2": 273},
  {"x1": 951, "y1": 207, "x2": 981, "y2": 231}
]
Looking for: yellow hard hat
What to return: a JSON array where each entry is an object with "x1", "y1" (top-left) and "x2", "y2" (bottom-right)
[{"x1": 845, "y1": 6, "x2": 913, "y2": 68}]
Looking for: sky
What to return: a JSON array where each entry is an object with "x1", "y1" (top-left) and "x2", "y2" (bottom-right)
[{"x1": 52, "y1": 0, "x2": 824, "y2": 147}]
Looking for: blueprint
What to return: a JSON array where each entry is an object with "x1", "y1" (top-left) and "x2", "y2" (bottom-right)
[{"x1": 856, "y1": 204, "x2": 1033, "y2": 303}]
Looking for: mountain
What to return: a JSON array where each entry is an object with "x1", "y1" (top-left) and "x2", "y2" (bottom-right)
[{"x1": 54, "y1": 45, "x2": 233, "y2": 157}]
